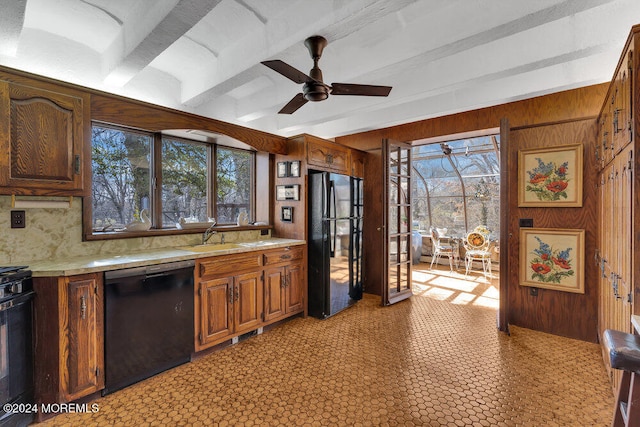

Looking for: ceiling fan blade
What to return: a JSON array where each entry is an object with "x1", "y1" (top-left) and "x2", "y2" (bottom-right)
[
  {"x1": 261, "y1": 60, "x2": 312, "y2": 84},
  {"x1": 278, "y1": 93, "x2": 308, "y2": 114},
  {"x1": 330, "y1": 83, "x2": 392, "y2": 97}
]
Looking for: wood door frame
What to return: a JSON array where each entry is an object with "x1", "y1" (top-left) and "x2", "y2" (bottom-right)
[{"x1": 498, "y1": 118, "x2": 510, "y2": 333}]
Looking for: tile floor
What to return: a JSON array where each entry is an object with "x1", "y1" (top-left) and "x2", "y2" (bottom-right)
[{"x1": 40, "y1": 264, "x2": 614, "y2": 426}]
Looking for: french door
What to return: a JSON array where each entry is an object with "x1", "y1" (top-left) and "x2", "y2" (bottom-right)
[{"x1": 383, "y1": 139, "x2": 413, "y2": 305}]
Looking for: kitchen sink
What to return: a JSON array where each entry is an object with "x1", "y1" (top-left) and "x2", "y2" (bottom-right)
[
  {"x1": 177, "y1": 243, "x2": 243, "y2": 252},
  {"x1": 237, "y1": 241, "x2": 273, "y2": 247}
]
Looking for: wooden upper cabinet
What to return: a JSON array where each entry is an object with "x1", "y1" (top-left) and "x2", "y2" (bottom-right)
[
  {"x1": 306, "y1": 135, "x2": 350, "y2": 174},
  {"x1": 0, "y1": 80, "x2": 87, "y2": 195},
  {"x1": 351, "y1": 148, "x2": 365, "y2": 178}
]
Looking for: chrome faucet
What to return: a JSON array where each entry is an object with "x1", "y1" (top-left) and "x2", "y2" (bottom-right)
[{"x1": 202, "y1": 223, "x2": 217, "y2": 245}]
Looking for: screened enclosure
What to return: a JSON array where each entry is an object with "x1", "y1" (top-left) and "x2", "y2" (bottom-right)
[{"x1": 412, "y1": 135, "x2": 500, "y2": 241}]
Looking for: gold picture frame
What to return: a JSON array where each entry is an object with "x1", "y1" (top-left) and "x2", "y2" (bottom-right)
[
  {"x1": 519, "y1": 228, "x2": 585, "y2": 293},
  {"x1": 518, "y1": 143, "x2": 583, "y2": 207}
]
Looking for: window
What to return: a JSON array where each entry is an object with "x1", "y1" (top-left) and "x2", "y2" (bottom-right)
[
  {"x1": 161, "y1": 137, "x2": 208, "y2": 224},
  {"x1": 215, "y1": 147, "x2": 253, "y2": 224},
  {"x1": 91, "y1": 126, "x2": 152, "y2": 230},
  {"x1": 90, "y1": 123, "x2": 255, "y2": 234}
]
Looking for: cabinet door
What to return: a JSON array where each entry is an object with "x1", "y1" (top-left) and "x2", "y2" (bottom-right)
[
  {"x1": 306, "y1": 136, "x2": 350, "y2": 174},
  {"x1": 199, "y1": 277, "x2": 234, "y2": 346},
  {"x1": 234, "y1": 271, "x2": 263, "y2": 334},
  {"x1": 285, "y1": 262, "x2": 305, "y2": 313},
  {"x1": 0, "y1": 81, "x2": 85, "y2": 194},
  {"x1": 65, "y1": 274, "x2": 104, "y2": 400},
  {"x1": 264, "y1": 267, "x2": 286, "y2": 321}
]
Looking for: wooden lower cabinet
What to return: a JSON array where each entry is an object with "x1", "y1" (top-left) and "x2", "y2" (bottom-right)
[
  {"x1": 195, "y1": 246, "x2": 306, "y2": 351},
  {"x1": 197, "y1": 272, "x2": 264, "y2": 350},
  {"x1": 264, "y1": 262, "x2": 305, "y2": 322},
  {"x1": 33, "y1": 273, "x2": 104, "y2": 408}
]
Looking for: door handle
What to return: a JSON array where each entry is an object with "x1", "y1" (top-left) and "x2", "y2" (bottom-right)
[{"x1": 80, "y1": 295, "x2": 87, "y2": 320}]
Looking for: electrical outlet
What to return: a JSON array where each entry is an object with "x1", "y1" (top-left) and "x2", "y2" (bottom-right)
[{"x1": 11, "y1": 210, "x2": 25, "y2": 228}]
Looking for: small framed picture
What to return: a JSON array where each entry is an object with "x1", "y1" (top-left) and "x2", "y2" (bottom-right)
[
  {"x1": 281, "y1": 206, "x2": 293, "y2": 222},
  {"x1": 277, "y1": 162, "x2": 288, "y2": 178},
  {"x1": 518, "y1": 143, "x2": 583, "y2": 207},
  {"x1": 276, "y1": 185, "x2": 300, "y2": 201},
  {"x1": 289, "y1": 161, "x2": 301, "y2": 177},
  {"x1": 519, "y1": 228, "x2": 585, "y2": 293}
]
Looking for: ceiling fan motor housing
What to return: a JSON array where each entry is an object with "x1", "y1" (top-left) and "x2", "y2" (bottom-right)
[
  {"x1": 304, "y1": 65, "x2": 328, "y2": 101},
  {"x1": 303, "y1": 82, "x2": 329, "y2": 101}
]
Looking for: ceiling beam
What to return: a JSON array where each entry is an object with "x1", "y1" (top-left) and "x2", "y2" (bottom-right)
[
  {"x1": 0, "y1": 0, "x2": 26, "y2": 56},
  {"x1": 104, "y1": 0, "x2": 222, "y2": 87}
]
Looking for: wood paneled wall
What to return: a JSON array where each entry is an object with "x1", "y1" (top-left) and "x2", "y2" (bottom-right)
[
  {"x1": 362, "y1": 148, "x2": 384, "y2": 296},
  {"x1": 336, "y1": 84, "x2": 607, "y2": 151},
  {"x1": 507, "y1": 119, "x2": 599, "y2": 342},
  {"x1": 272, "y1": 138, "x2": 307, "y2": 240}
]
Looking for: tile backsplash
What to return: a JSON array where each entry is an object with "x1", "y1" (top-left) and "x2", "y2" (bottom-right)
[{"x1": 0, "y1": 196, "x2": 268, "y2": 265}]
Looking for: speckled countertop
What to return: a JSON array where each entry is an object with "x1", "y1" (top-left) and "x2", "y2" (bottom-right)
[{"x1": 27, "y1": 238, "x2": 305, "y2": 277}]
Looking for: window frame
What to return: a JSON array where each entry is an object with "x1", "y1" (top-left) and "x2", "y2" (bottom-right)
[{"x1": 84, "y1": 121, "x2": 258, "y2": 241}]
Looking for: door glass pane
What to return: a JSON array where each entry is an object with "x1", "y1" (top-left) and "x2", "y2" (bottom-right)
[
  {"x1": 389, "y1": 178, "x2": 398, "y2": 204},
  {"x1": 389, "y1": 206, "x2": 398, "y2": 235},
  {"x1": 399, "y1": 235, "x2": 409, "y2": 263},
  {"x1": 400, "y1": 149, "x2": 409, "y2": 175},
  {"x1": 399, "y1": 205, "x2": 409, "y2": 234},
  {"x1": 390, "y1": 147, "x2": 399, "y2": 174},
  {"x1": 388, "y1": 265, "x2": 398, "y2": 294},
  {"x1": 389, "y1": 236, "x2": 398, "y2": 263},
  {"x1": 399, "y1": 262, "x2": 410, "y2": 292}
]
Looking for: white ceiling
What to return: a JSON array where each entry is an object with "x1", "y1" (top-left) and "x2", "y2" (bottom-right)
[{"x1": 1, "y1": 0, "x2": 639, "y2": 140}]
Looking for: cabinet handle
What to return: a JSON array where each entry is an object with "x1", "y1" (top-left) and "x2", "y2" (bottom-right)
[
  {"x1": 80, "y1": 295, "x2": 87, "y2": 320},
  {"x1": 74, "y1": 155, "x2": 81, "y2": 175},
  {"x1": 228, "y1": 288, "x2": 233, "y2": 304},
  {"x1": 281, "y1": 254, "x2": 292, "y2": 260},
  {"x1": 234, "y1": 285, "x2": 239, "y2": 302}
]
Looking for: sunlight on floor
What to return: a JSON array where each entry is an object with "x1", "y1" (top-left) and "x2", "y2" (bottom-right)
[{"x1": 413, "y1": 263, "x2": 499, "y2": 309}]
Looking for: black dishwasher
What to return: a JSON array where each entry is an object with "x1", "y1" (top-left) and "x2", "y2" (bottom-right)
[{"x1": 104, "y1": 260, "x2": 194, "y2": 395}]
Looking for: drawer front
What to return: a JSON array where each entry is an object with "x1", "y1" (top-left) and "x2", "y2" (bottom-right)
[
  {"x1": 263, "y1": 247, "x2": 304, "y2": 266},
  {"x1": 198, "y1": 252, "x2": 263, "y2": 278}
]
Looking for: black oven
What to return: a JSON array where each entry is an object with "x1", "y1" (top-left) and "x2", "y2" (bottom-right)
[{"x1": 0, "y1": 267, "x2": 34, "y2": 427}]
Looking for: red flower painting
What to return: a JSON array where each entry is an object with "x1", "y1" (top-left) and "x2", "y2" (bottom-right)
[
  {"x1": 546, "y1": 181, "x2": 568, "y2": 193},
  {"x1": 531, "y1": 263, "x2": 551, "y2": 274}
]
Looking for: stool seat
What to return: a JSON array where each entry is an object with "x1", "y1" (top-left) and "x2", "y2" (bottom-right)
[
  {"x1": 603, "y1": 329, "x2": 640, "y2": 427},
  {"x1": 604, "y1": 329, "x2": 640, "y2": 373}
]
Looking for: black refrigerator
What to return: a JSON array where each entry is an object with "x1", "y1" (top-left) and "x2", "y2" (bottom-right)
[{"x1": 308, "y1": 170, "x2": 363, "y2": 318}]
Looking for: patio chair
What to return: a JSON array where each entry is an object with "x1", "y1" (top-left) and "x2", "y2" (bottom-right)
[
  {"x1": 429, "y1": 227, "x2": 459, "y2": 271},
  {"x1": 463, "y1": 229, "x2": 492, "y2": 277}
]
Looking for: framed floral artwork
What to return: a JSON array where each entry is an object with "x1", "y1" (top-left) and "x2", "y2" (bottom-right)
[
  {"x1": 519, "y1": 228, "x2": 585, "y2": 293},
  {"x1": 518, "y1": 143, "x2": 583, "y2": 207}
]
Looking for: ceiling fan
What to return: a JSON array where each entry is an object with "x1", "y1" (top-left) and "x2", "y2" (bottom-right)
[{"x1": 261, "y1": 35, "x2": 392, "y2": 114}]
